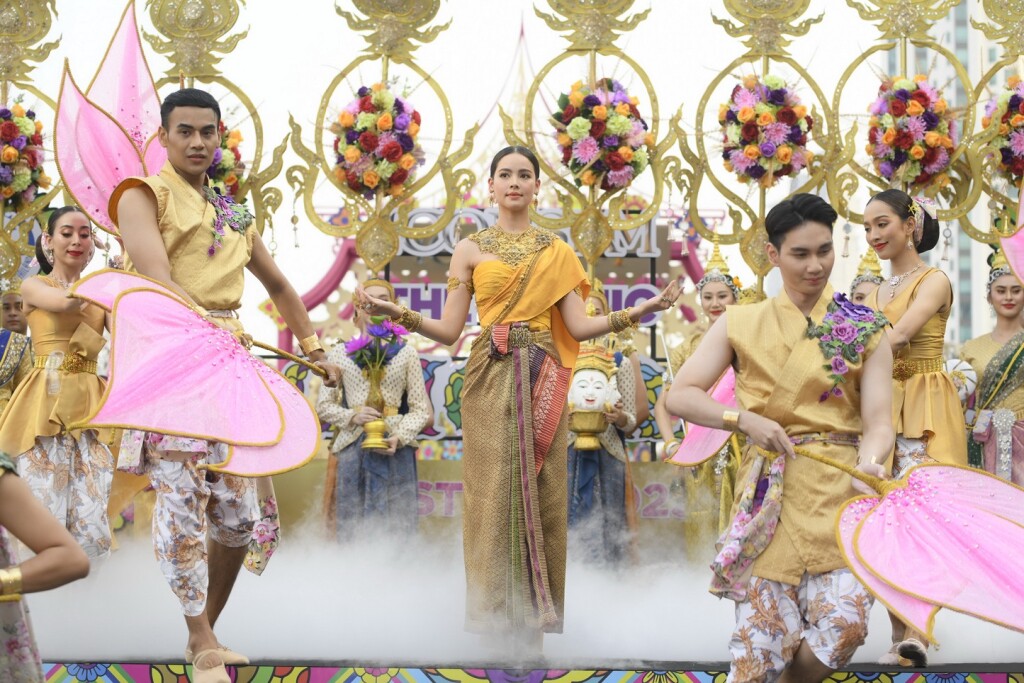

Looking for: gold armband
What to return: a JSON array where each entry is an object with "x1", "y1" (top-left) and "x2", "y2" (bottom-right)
[
  {"x1": 609, "y1": 308, "x2": 638, "y2": 334},
  {"x1": 446, "y1": 277, "x2": 474, "y2": 295},
  {"x1": 0, "y1": 567, "x2": 22, "y2": 596},
  {"x1": 392, "y1": 305, "x2": 423, "y2": 333},
  {"x1": 722, "y1": 410, "x2": 741, "y2": 433},
  {"x1": 298, "y1": 335, "x2": 323, "y2": 356}
]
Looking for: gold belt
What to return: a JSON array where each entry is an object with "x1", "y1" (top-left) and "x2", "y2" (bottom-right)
[
  {"x1": 892, "y1": 356, "x2": 944, "y2": 381},
  {"x1": 35, "y1": 355, "x2": 98, "y2": 375}
]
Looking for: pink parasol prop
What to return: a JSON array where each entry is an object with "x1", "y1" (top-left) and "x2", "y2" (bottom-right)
[
  {"x1": 70, "y1": 271, "x2": 322, "y2": 476},
  {"x1": 667, "y1": 368, "x2": 738, "y2": 466},
  {"x1": 54, "y1": 1, "x2": 165, "y2": 234},
  {"x1": 796, "y1": 447, "x2": 1024, "y2": 642}
]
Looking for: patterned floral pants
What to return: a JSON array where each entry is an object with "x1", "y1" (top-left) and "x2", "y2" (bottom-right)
[
  {"x1": 16, "y1": 432, "x2": 113, "y2": 559},
  {"x1": 893, "y1": 435, "x2": 932, "y2": 479},
  {"x1": 727, "y1": 569, "x2": 873, "y2": 683},
  {"x1": 144, "y1": 442, "x2": 258, "y2": 617}
]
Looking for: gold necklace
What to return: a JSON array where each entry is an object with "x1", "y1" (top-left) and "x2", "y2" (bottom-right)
[{"x1": 470, "y1": 224, "x2": 553, "y2": 267}]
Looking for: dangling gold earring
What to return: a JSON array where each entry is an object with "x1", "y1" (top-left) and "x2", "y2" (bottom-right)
[
  {"x1": 532, "y1": 197, "x2": 539, "y2": 209},
  {"x1": 488, "y1": 194, "x2": 495, "y2": 207}
]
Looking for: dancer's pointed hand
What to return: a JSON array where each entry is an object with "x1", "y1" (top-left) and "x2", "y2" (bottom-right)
[{"x1": 355, "y1": 286, "x2": 402, "y2": 319}]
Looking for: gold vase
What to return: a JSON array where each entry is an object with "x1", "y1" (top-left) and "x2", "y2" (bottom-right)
[
  {"x1": 569, "y1": 409, "x2": 607, "y2": 451},
  {"x1": 362, "y1": 365, "x2": 389, "y2": 450}
]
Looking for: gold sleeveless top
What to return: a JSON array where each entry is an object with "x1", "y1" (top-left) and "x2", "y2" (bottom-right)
[
  {"x1": 109, "y1": 161, "x2": 255, "y2": 310},
  {"x1": 867, "y1": 268, "x2": 967, "y2": 465},
  {"x1": 0, "y1": 279, "x2": 107, "y2": 455}
]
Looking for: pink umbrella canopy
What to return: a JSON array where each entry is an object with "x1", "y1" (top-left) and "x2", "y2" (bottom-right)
[
  {"x1": 796, "y1": 447, "x2": 1024, "y2": 642},
  {"x1": 667, "y1": 367, "x2": 738, "y2": 466},
  {"x1": 70, "y1": 271, "x2": 321, "y2": 476},
  {"x1": 54, "y1": 0, "x2": 165, "y2": 234}
]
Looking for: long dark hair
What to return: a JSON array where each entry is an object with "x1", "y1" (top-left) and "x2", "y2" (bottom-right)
[
  {"x1": 36, "y1": 206, "x2": 88, "y2": 275},
  {"x1": 866, "y1": 189, "x2": 940, "y2": 253},
  {"x1": 488, "y1": 146, "x2": 540, "y2": 178}
]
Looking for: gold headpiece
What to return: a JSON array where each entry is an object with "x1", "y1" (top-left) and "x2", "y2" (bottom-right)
[
  {"x1": 0, "y1": 276, "x2": 21, "y2": 296},
  {"x1": 991, "y1": 248, "x2": 1010, "y2": 273},
  {"x1": 585, "y1": 277, "x2": 609, "y2": 317},
  {"x1": 704, "y1": 236, "x2": 731, "y2": 277},
  {"x1": 573, "y1": 341, "x2": 617, "y2": 378},
  {"x1": 696, "y1": 235, "x2": 741, "y2": 298},
  {"x1": 363, "y1": 277, "x2": 395, "y2": 300},
  {"x1": 987, "y1": 248, "x2": 1017, "y2": 293},
  {"x1": 856, "y1": 248, "x2": 883, "y2": 279}
]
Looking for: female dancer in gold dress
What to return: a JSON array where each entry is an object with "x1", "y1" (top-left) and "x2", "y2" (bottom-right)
[
  {"x1": 356, "y1": 146, "x2": 678, "y2": 653},
  {"x1": 862, "y1": 189, "x2": 967, "y2": 666}
]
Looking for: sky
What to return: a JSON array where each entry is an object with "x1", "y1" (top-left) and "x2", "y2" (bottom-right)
[{"x1": 20, "y1": 0, "x2": 888, "y2": 343}]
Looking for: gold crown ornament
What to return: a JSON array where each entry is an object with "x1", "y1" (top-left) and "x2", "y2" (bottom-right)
[
  {"x1": 585, "y1": 277, "x2": 609, "y2": 317},
  {"x1": 0, "y1": 277, "x2": 22, "y2": 296}
]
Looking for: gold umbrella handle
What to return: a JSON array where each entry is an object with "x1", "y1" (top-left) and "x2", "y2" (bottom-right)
[{"x1": 250, "y1": 340, "x2": 327, "y2": 378}]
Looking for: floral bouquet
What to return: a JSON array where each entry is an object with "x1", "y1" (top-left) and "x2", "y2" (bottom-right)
[
  {"x1": 345, "y1": 317, "x2": 408, "y2": 449},
  {"x1": 553, "y1": 78, "x2": 653, "y2": 190},
  {"x1": 983, "y1": 75, "x2": 1024, "y2": 185},
  {"x1": 207, "y1": 120, "x2": 244, "y2": 198},
  {"x1": 0, "y1": 102, "x2": 52, "y2": 210},
  {"x1": 719, "y1": 74, "x2": 815, "y2": 188},
  {"x1": 866, "y1": 75, "x2": 957, "y2": 190},
  {"x1": 331, "y1": 83, "x2": 424, "y2": 199},
  {"x1": 806, "y1": 293, "x2": 888, "y2": 402}
]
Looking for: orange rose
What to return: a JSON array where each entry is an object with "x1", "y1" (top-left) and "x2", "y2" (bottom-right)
[
  {"x1": 339, "y1": 111, "x2": 355, "y2": 128},
  {"x1": 224, "y1": 173, "x2": 238, "y2": 186},
  {"x1": 913, "y1": 74, "x2": 928, "y2": 82},
  {"x1": 865, "y1": 143, "x2": 875, "y2": 155},
  {"x1": 377, "y1": 113, "x2": 393, "y2": 131},
  {"x1": 743, "y1": 75, "x2": 758, "y2": 89},
  {"x1": 644, "y1": 133, "x2": 655, "y2": 147},
  {"x1": 981, "y1": 116, "x2": 992, "y2": 129},
  {"x1": 776, "y1": 145, "x2": 793, "y2": 163},
  {"x1": 1012, "y1": 114, "x2": 1024, "y2": 127},
  {"x1": 718, "y1": 104, "x2": 729, "y2": 122},
  {"x1": 909, "y1": 145, "x2": 925, "y2": 160},
  {"x1": 581, "y1": 170, "x2": 597, "y2": 186},
  {"x1": 333, "y1": 166, "x2": 346, "y2": 183},
  {"x1": 941, "y1": 135, "x2": 954, "y2": 148},
  {"x1": 34, "y1": 120, "x2": 43, "y2": 134},
  {"x1": 737, "y1": 107, "x2": 755, "y2": 123},
  {"x1": 10, "y1": 104, "x2": 24, "y2": 117},
  {"x1": 924, "y1": 131, "x2": 942, "y2": 147},
  {"x1": 592, "y1": 105, "x2": 608, "y2": 121},
  {"x1": 793, "y1": 105, "x2": 807, "y2": 119},
  {"x1": 344, "y1": 146, "x2": 362, "y2": 163},
  {"x1": 569, "y1": 91, "x2": 585, "y2": 108},
  {"x1": 399, "y1": 153, "x2": 417, "y2": 171},
  {"x1": 629, "y1": 96, "x2": 639, "y2": 106},
  {"x1": 723, "y1": 160, "x2": 734, "y2": 172},
  {"x1": 934, "y1": 98, "x2": 948, "y2": 114},
  {"x1": 37, "y1": 171, "x2": 51, "y2": 189},
  {"x1": 1, "y1": 187, "x2": 12, "y2": 198},
  {"x1": 881, "y1": 128, "x2": 897, "y2": 145},
  {"x1": 868, "y1": 116, "x2": 879, "y2": 128},
  {"x1": 617, "y1": 145, "x2": 634, "y2": 162},
  {"x1": 407, "y1": 121, "x2": 420, "y2": 137},
  {"x1": 388, "y1": 183, "x2": 405, "y2": 197},
  {"x1": 557, "y1": 133, "x2": 572, "y2": 147},
  {"x1": 757, "y1": 112, "x2": 775, "y2": 126},
  {"x1": 616, "y1": 103, "x2": 631, "y2": 117},
  {"x1": 906, "y1": 100, "x2": 924, "y2": 116},
  {"x1": 743, "y1": 144, "x2": 760, "y2": 160},
  {"x1": 362, "y1": 170, "x2": 380, "y2": 189},
  {"x1": 1001, "y1": 123, "x2": 1011, "y2": 136},
  {"x1": 0, "y1": 146, "x2": 18, "y2": 164},
  {"x1": 371, "y1": 82, "x2": 385, "y2": 92},
  {"x1": 935, "y1": 173, "x2": 951, "y2": 188}
]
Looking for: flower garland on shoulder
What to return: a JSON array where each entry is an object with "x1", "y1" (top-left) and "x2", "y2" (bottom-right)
[
  {"x1": 719, "y1": 74, "x2": 814, "y2": 188},
  {"x1": 866, "y1": 74, "x2": 956, "y2": 190},
  {"x1": 805, "y1": 293, "x2": 889, "y2": 402},
  {"x1": 0, "y1": 101, "x2": 52, "y2": 209},
  {"x1": 331, "y1": 83, "x2": 424, "y2": 199},
  {"x1": 553, "y1": 78, "x2": 653, "y2": 190},
  {"x1": 983, "y1": 75, "x2": 1024, "y2": 184},
  {"x1": 207, "y1": 120, "x2": 245, "y2": 198}
]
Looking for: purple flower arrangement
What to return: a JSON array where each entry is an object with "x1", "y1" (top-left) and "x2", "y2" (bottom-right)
[
  {"x1": 330, "y1": 83, "x2": 424, "y2": 199},
  {"x1": 982, "y1": 76, "x2": 1024, "y2": 184},
  {"x1": 719, "y1": 74, "x2": 814, "y2": 188},
  {"x1": 866, "y1": 75, "x2": 957, "y2": 190},
  {"x1": 206, "y1": 120, "x2": 244, "y2": 198},
  {"x1": 806, "y1": 293, "x2": 888, "y2": 402},
  {"x1": 552, "y1": 78, "x2": 653, "y2": 190},
  {"x1": 0, "y1": 102, "x2": 50, "y2": 209},
  {"x1": 345, "y1": 317, "x2": 408, "y2": 370}
]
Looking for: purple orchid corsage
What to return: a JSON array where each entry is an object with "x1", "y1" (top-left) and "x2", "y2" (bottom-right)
[
  {"x1": 806, "y1": 293, "x2": 888, "y2": 402},
  {"x1": 202, "y1": 186, "x2": 254, "y2": 256}
]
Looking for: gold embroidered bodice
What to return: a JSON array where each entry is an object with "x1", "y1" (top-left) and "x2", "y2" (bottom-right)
[{"x1": 469, "y1": 226, "x2": 555, "y2": 268}]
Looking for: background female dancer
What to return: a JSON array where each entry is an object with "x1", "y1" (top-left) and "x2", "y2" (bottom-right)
[
  {"x1": 960, "y1": 249, "x2": 1024, "y2": 482},
  {"x1": 862, "y1": 188, "x2": 967, "y2": 666},
  {"x1": 356, "y1": 145, "x2": 678, "y2": 654},
  {"x1": 0, "y1": 206, "x2": 113, "y2": 560},
  {"x1": 318, "y1": 278, "x2": 432, "y2": 541}
]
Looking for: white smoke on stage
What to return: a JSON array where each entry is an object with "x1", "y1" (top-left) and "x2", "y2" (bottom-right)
[{"x1": 29, "y1": 520, "x2": 1024, "y2": 666}]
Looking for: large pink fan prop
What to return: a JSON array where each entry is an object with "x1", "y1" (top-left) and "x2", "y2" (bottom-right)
[
  {"x1": 797, "y1": 448, "x2": 1024, "y2": 641},
  {"x1": 667, "y1": 368, "x2": 738, "y2": 466},
  {"x1": 70, "y1": 271, "x2": 320, "y2": 476},
  {"x1": 54, "y1": 1, "x2": 165, "y2": 234}
]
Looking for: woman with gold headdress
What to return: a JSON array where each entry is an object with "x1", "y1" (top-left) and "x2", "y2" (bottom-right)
[
  {"x1": 654, "y1": 237, "x2": 741, "y2": 555},
  {"x1": 355, "y1": 146, "x2": 679, "y2": 653},
  {"x1": 960, "y1": 249, "x2": 1024, "y2": 483},
  {"x1": 849, "y1": 248, "x2": 884, "y2": 304},
  {"x1": 317, "y1": 277, "x2": 432, "y2": 541},
  {"x1": 565, "y1": 279, "x2": 641, "y2": 565},
  {"x1": 0, "y1": 276, "x2": 32, "y2": 414}
]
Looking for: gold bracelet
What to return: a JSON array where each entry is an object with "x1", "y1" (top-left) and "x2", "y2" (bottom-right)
[
  {"x1": 664, "y1": 440, "x2": 681, "y2": 456},
  {"x1": 609, "y1": 308, "x2": 638, "y2": 334},
  {"x1": 394, "y1": 305, "x2": 423, "y2": 333},
  {"x1": 298, "y1": 335, "x2": 323, "y2": 356},
  {"x1": 722, "y1": 409, "x2": 741, "y2": 433},
  {"x1": 0, "y1": 567, "x2": 22, "y2": 596}
]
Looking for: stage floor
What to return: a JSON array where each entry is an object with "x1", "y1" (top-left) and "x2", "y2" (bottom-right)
[{"x1": 37, "y1": 663, "x2": 1024, "y2": 682}]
